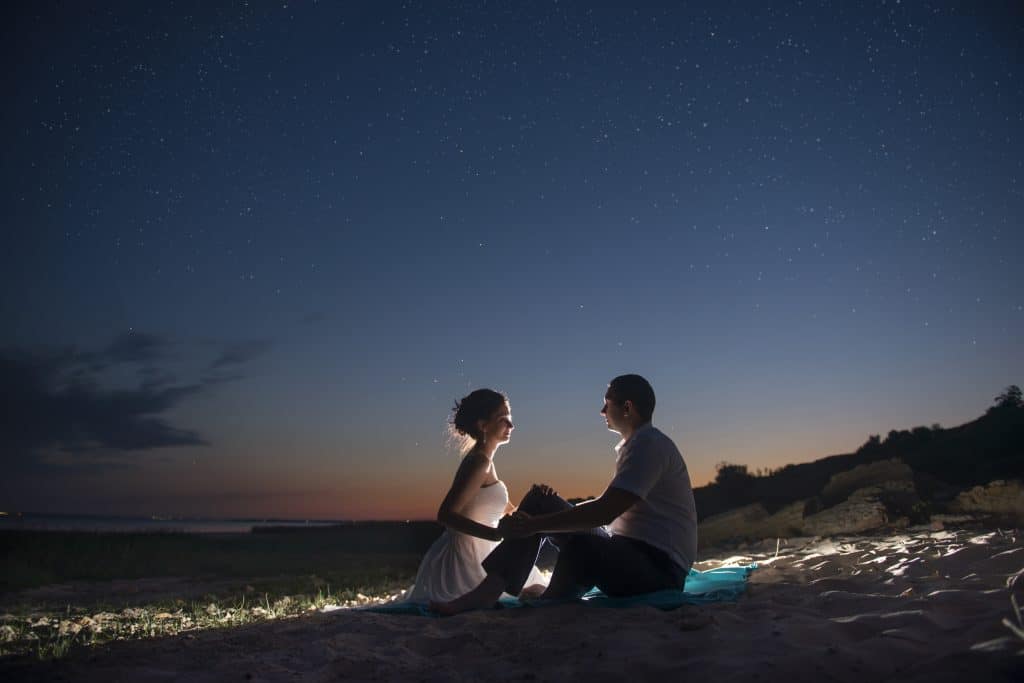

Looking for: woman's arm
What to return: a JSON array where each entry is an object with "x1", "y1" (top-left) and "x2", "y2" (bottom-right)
[{"x1": 436, "y1": 453, "x2": 503, "y2": 542}]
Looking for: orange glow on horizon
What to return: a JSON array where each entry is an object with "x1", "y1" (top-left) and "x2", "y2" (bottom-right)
[{"x1": 21, "y1": 414, "x2": 917, "y2": 521}]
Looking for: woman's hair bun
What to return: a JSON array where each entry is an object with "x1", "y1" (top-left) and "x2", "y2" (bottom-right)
[{"x1": 450, "y1": 388, "x2": 507, "y2": 441}]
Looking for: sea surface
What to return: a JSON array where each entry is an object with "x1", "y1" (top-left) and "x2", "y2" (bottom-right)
[{"x1": 0, "y1": 513, "x2": 343, "y2": 534}]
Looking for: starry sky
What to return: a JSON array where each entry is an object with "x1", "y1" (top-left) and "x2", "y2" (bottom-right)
[{"x1": 2, "y1": 1, "x2": 1021, "y2": 521}]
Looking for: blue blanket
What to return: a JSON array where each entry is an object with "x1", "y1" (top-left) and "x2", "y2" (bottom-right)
[{"x1": 363, "y1": 564, "x2": 756, "y2": 616}]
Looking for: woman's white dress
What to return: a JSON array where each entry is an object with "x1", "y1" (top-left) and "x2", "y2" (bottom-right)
[{"x1": 406, "y1": 480, "x2": 546, "y2": 603}]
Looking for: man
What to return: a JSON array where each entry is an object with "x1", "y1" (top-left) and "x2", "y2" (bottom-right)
[{"x1": 431, "y1": 374, "x2": 698, "y2": 615}]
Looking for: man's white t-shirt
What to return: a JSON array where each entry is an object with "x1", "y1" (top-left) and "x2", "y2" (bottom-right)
[{"x1": 608, "y1": 423, "x2": 698, "y2": 572}]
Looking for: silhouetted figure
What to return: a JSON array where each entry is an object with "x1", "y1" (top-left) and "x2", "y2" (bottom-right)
[
  {"x1": 406, "y1": 389, "x2": 547, "y2": 603},
  {"x1": 432, "y1": 374, "x2": 698, "y2": 615}
]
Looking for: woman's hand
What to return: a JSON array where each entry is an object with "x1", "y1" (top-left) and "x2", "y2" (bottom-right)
[{"x1": 498, "y1": 512, "x2": 534, "y2": 539}]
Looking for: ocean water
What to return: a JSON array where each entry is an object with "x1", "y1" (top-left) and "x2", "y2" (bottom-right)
[{"x1": 0, "y1": 513, "x2": 342, "y2": 534}]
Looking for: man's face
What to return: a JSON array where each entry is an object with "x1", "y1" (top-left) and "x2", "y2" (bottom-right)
[{"x1": 600, "y1": 390, "x2": 627, "y2": 434}]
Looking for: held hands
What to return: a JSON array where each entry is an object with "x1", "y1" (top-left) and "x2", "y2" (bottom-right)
[
  {"x1": 497, "y1": 510, "x2": 534, "y2": 539},
  {"x1": 496, "y1": 483, "x2": 555, "y2": 539}
]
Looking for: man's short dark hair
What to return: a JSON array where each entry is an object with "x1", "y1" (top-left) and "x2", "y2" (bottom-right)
[{"x1": 608, "y1": 374, "x2": 656, "y2": 422}]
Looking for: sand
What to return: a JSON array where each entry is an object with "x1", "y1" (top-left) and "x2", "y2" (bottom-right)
[{"x1": 2, "y1": 525, "x2": 1022, "y2": 682}]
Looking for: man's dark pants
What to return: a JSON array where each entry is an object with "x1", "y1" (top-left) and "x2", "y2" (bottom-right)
[{"x1": 481, "y1": 487, "x2": 688, "y2": 598}]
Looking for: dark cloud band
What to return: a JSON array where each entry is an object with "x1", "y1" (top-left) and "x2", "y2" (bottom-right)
[{"x1": 0, "y1": 332, "x2": 269, "y2": 470}]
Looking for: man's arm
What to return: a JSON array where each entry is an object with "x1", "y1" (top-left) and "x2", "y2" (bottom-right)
[{"x1": 500, "y1": 486, "x2": 639, "y2": 537}]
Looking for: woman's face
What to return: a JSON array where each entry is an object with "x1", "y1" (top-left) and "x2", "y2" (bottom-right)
[{"x1": 480, "y1": 402, "x2": 514, "y2": 445}]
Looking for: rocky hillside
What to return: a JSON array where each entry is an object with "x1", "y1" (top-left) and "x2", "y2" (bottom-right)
[{"x1": 693, "y1": 397, "x2": 1024, "y2": 547}]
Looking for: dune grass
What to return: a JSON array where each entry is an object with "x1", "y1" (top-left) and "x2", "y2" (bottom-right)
[
  {"x1": 0, "y1": 575, "x2": 412, "y2": 660},
  {"x1": 0, "y1": 525, "x2": 440, "y2": 660}
]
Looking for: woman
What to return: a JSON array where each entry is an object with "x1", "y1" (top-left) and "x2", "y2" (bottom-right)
[{"x1": 405, "y1": 388, "x2": 546, "y2": 604}]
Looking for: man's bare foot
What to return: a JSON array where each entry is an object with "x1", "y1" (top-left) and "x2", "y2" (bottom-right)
[
  {"x1": 429, "y1": 574, "x2": 505, "y2": 616},
  {"x1": 518, "y1": 583, "x2": 546, "y2": 600}
]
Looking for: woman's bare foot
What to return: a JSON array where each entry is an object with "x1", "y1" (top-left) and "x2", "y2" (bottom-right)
[{"x1": 429, "y1": 574, "x2": 505, "y2": 616}]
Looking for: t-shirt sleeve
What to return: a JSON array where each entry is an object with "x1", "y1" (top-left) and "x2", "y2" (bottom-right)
[{"x1": 608, "y1": 438, "x2": 664, "y2": 499}]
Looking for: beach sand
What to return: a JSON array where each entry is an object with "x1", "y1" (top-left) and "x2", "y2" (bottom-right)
[{"x1": 2, "y1": 525, "x2": 1022, "y2": 682}]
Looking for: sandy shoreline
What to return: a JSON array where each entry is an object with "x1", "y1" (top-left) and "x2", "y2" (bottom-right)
[{"x1": 2, "y1": 525, "x2": 1022, "y2": 682}]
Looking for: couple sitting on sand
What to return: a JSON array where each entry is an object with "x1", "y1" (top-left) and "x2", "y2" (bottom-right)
[{"x1": 406, "y1": 374, "x2": 698, "y2": 615}]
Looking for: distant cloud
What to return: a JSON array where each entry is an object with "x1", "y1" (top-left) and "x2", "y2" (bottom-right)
[
  {"x1": 0, "y1": 332, "x2": 269, "y2": 471},
  {"x1": 209, "y1": 340, "x2": 271, "y2": 370},
  {"x1": 101, "y1": 331, "x2": 168, "y2": 364}
]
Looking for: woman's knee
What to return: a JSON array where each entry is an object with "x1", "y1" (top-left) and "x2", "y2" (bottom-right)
[{"x1": 517, "y1": 484, "x2": 571, "y2": 514}]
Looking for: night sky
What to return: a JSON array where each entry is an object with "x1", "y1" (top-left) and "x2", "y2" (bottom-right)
[{"x1": 2, "y1": 1, "x2": 1021, "y2": 520}]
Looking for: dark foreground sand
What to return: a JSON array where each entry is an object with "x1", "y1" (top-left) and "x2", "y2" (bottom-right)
[{"x1": 2, "y1": 526, "x2": 1022, "y2": 682}]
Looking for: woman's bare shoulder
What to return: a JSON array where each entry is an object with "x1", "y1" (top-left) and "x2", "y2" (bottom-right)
[{"x1": 454, "y1": 451, "x2": 490, "y2": 477}]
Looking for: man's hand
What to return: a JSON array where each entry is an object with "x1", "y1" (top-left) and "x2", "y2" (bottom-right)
[{"x1": 498, "y1": 511, "x2": 534, "y2": 539}]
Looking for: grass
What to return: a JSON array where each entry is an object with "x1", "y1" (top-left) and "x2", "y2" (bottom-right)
[
  {"x1": 0, "y1": 576, "x2": 413, "y2": 660},
  {"x1": 0, "y1": 524, "x2": 441, "y2": 660}
]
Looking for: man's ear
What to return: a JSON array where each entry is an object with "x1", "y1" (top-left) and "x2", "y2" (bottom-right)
[{"x1": 622, "y1": 399, "x2": 633, "y2": 415}]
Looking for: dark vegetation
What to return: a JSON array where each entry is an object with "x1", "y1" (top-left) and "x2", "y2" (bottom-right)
[
  {"x1": 695, "y1": 385, "x2": 1024, "y2": 520},
  {"x1": 0, "y1": 522, "x2": 443, "y2": 594},
  {"x1": 0, "y1": 522, "x2": 448, "y2": 659}
]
